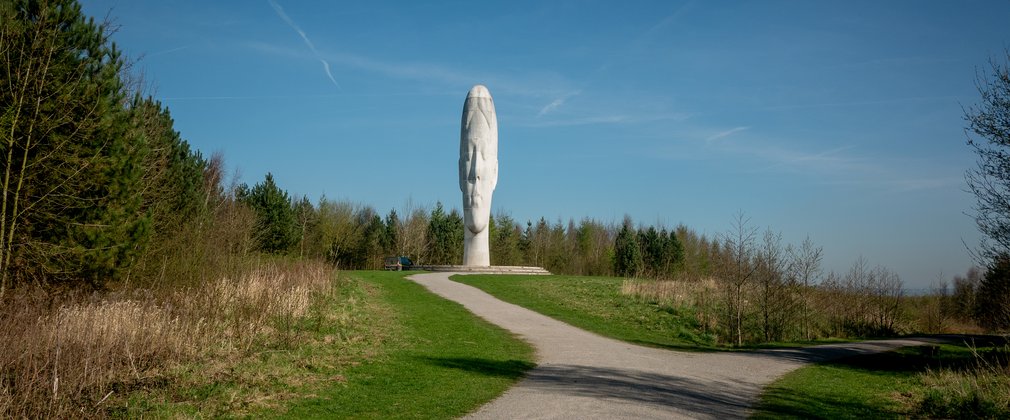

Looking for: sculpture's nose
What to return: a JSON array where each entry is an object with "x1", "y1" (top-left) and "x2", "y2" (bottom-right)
[{"x1": 469, "y1": 147, "x2": 480, "y2": 183}]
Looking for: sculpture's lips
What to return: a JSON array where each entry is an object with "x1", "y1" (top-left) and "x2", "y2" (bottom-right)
[
  {"x1": 467, "y1": 84, "x2": 491, "y2": 99},
  {"x1": 464, "y1": 192, "x2": 482, "y2": 208}
]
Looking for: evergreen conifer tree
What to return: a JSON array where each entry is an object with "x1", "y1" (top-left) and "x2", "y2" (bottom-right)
[
  {"x1": 130, "y1": 96, "x2": 206, "y2": 228},
  {"x1": 1, "y1": 0, "x2": 152, "y2": 289},
  {"x1": 641, "y1": 226, "x2": 662, "y2": 277},
  {"x1": 614, "y1": 217, "x2": 643, "y2": 277},
  {"x1": 238, "y1": 173, "x2": 295, "y2": 253},
  {"x1": 426, "y1": 202, "x2": 450, "y2": 264},
  {"x1": 490, "y1": 213, "x2": 521, "y2": 266},
  {"x1": 384, "y1": 209, "x2": 399, "y2": 256},
  {"x1": 446, "y1": 209, "x2": 464, "y2": 264},
  {"x1": 663, "y1": 228, "x2": 685, "y2": 274}
]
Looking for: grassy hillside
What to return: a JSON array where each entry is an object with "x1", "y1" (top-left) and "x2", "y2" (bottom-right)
[
  {"x1": 453, "y1": 274, "x2": 719, "y2": 349},
  {"x1": 453, "y1": 274, "x2": 857, "y2": 350}
]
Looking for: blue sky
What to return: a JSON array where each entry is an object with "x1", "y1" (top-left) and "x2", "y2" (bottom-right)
[{"x1": 82, "y1": 0, "x2": 1009, "y2": 288}]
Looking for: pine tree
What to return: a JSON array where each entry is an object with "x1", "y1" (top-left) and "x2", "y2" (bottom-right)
[
  {"x1": 127, "y1": 95, "x2": 209, "y2": 278},
  {"x1": 384, "y1": 209, "x2": 399, "y2": 256},
  {"x1": 238, "y1": 173, "x2": 295, "y2": 253},
  {"x1": 424, "y1": 203, "x2": 464, "y2": 265},
  {"x1": 640, "y1": 226, "x2": 662, "y2": 277},
  {"x1": 1, "y1": 0, "x2": 152, "y2": 289},
  {"x1": 130, "y1": 96, "x2": 207, "y2": 231},
  {"x1": 662, "y1": 228, "x2": 685, "y2": 275},
  {"x1": 446, "y1": 209, "x2": 464, "y2": 264},
  {"x1": 522, "y1": 220, "x2": 535, "y2": 265},
  {"x1": 426, "y1": 202, "x2": 453, "y2": 264},
  {"x1": 614, "y1": 216, "x2": 642, "y2": 277},
  {"x1": 491, "y1": 213, "x2": 521, "y2": 266}
]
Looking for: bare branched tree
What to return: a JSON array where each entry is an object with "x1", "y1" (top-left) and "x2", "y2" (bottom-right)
[
  {"x1": 385, "y1": 198, "x2": 431, "y2": 264},
  {"x1": 923, "y1": 275, "x2": 951, "y2": 333},
  {"x1": 789, "y1": 236, "x2": 823, "y2": 340},
  {"x1": 755, "y1": 229, "x2": 795, "y2": 342},
  {"x1": 719, "y1": 211, "x2": 757, "y2": 346},
  {"x1": 965, "y1": 52, "x2": 1010, "y2": 262}
]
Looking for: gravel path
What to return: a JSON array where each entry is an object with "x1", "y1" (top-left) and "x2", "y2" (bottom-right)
[{"x1": 409, "y1": 272, "x2": 931, "y2": 419}]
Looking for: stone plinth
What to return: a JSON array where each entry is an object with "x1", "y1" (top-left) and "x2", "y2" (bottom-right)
[{"x1": 418, "y1": 265, "x2": 551, "y2": 275}]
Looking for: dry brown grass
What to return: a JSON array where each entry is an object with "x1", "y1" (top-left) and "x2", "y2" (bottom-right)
[
  {"x1": 621, "y1": 277, "x2": 723, "y2": 333},
  {"x1": 621, "y1": 277, "x2": 719, "y2": 308},
  {"x1": 0, "y1": 259, "x2": 336, "y2": 418}
]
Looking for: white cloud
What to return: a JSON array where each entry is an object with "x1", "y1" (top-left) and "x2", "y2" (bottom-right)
[
  {"x1": 538, "y1": 98, "x2": 566, "y2": 117},
  {"x1": 536, "y1": 91, "x2": 582, "y2": 117},
  {"x1": 267, "y1": 0, "x2": 340, "y2": 89},
  {"x1": 705, "y1": 126, "x2": 749, "y2": 142}
]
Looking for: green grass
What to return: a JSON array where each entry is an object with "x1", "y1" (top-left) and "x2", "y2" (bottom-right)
[
  {"x1": 452, "y1": 274, "x2": 852, "y2": 351},
  {"x1": 453, "y1": 274, "x2": 718, "y2": 350},
  {"x1": 753, "y1": 342, "x2": 1004, "y2": 419},
  {"x1": 450, "y1": 274, "x2": 1006, "y2": 418},
  {"x1": 120, "y1": 270, "x2": 534, "y2": 418},
  {"x1": 274, "y1": 271, "x2": 535, "y2": 418}
]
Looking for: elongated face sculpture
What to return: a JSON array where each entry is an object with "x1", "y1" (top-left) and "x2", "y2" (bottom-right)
[{"x1": 459, "y1": 85, "x2": 498, "y2": 266}]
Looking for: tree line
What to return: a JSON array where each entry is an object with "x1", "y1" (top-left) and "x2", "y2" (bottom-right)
[{"x1": 228, "y1": 175, "x2": 706, "y2": 277}]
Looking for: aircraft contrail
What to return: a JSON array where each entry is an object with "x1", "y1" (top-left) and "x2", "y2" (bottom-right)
[{"x1": 267, "y1": 0, "x2": 341, "y2": 89}]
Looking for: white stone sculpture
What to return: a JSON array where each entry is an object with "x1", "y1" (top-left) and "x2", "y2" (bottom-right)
[{"x1": 459, "y1": 84, "x2": 498, "y2": 266}]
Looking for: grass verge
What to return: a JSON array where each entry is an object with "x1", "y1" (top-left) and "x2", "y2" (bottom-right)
[
  {"x1": 272, "y1": 270, "x2": 535, "y2": 418},
  {"x1": 120, "y1": 270, "x2": 534, "y2": 418},
  {"x1": 753, "y1": 339, "x2": 1010, "y2": 419}
]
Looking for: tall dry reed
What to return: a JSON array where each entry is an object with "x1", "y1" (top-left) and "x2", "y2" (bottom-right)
[
  {"x1": 621, "y1": 277, "x2": 722, "y2": 333},
  {"x1": 621, "y1": 277, "x2": 719, "y2": 308},
  {"x1": 0, "y1": 259, "x2": 335, "y2": 418}
]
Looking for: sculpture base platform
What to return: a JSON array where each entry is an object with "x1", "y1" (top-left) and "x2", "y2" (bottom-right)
[{"x1": 417, "y1": 265, "x2": 550, "y2": 275}]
